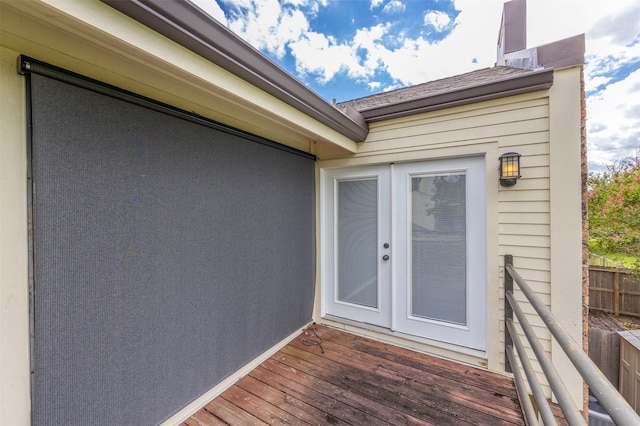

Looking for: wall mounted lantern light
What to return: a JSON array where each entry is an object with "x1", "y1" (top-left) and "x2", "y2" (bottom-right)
[{"x1": 499, "y1": 152, "x2": 521, "y2": 187}]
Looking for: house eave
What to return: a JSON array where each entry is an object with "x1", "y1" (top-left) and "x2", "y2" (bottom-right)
[
  {"x1": 359, "y1": 68, "x2": 555, "y2": 122},
  {"x1": 100, "y1": 0, "x2": 369, "y2": 142}
]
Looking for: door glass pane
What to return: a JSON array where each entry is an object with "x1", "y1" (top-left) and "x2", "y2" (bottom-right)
[
  {"x1": 337, "y1": 179, "x2": 378, "y2": 308},
  {"x1": 411, "y1": 173, "x2": 466, "y2": 325}
]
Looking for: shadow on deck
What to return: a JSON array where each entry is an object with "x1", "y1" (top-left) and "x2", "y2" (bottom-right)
[{"x1": 183, "y1": 325, "x2": 525, "y2": 425}]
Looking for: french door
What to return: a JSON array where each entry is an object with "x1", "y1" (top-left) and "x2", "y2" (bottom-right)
[{"x1": 321, "y1": 157, "x2": 486, "y2": 351}]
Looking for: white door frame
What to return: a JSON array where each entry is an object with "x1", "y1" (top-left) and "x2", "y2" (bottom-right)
[{"x1": 321, "y1": 157, "x2": 486, "y2": 352}]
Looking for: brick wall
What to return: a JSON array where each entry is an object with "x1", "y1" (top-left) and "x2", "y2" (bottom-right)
[{"x1": 581, "y1": 65, "x2": 590, "y2": 416}]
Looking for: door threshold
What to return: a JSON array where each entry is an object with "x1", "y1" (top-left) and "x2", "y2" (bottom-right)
[{"x1": 319, "y1": 315, "x2": 488, "y2": 366}]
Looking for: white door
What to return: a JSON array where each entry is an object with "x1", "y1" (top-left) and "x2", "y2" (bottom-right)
[
  {"x1": 321, "y1": 165, "x2": 392, "y2": 328},
  {"x1": 322, "y1": 157, "x2": 486, "y2": 351}
]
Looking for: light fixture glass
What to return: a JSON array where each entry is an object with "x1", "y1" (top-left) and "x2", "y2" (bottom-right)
[{"x1": 499, "y1": 152, "x2": 521, "y2": 187}]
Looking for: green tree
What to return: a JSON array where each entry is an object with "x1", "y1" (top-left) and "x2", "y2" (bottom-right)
[{"x1": 588, "y1": 158, "x2": 640, "y2": 270}]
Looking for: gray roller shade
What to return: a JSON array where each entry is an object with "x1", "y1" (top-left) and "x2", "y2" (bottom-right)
[{"x1": 28, "y1": 65, "x2": 315, "y2": 425}]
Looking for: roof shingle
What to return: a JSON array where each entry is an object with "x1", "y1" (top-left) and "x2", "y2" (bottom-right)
[
  {"x1": 337, "y1": 66, "x2": 539, "y2": 112},
  {"x1": 335, "y1": 66, "x2": 553, "y2": 122}
]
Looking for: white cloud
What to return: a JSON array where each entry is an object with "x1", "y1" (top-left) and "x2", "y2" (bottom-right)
[
  {"x1": 369, "y1": 0, "x2": 504, "y2": 84},
  {"x1": 218, "y1": 0, "x2": 254, "y2": 10},
  {"x1": 577, "y1": 1, "x2": 640, "y2": 170},
  {"x1": 188, "y1": 0, "x2": 228, "y2": 25},
  {"x1": 209, "y1": 0, "x2": 639, "y2": 171},
  {"x1": 224, "y1": 0, "x2": 309, "y2": 59},
  {"x1": 423, "y1": 11, "x2": 451, "y2": 32},
  {"x1": 289, "y1": 32, "x2": 368, "y2": 83},
  {"x1": 382, "y1": 82, "x2": 403, "y2": 92},
  {"x1": 370, "y1": 0, "x2": 385, "y2": 11},
  {"x1": 382, "y1": 1, "x2": 405, "y2": 14},
  {"x1": 291, "y1": 1, "x2": 503, "y2": 88},
  {"x1": 376, "y1": 38, "x2": 436, "y2": 85},
  {"x1": 368, "y1": 81, "x2": 382, "y2": 91},
  {"x1": 221, "y1": 0, "x2": 254, "y2": 7},
  {"x1": 375, "y1": 0, "x2": 640, "y2": 170},
  {"x1": 587, "y1": 68, "x2": 640, "y2": 170},
  {"x1": 588, "y1": 2, "x2": 640, "y2": 47},
  {"x1": 283, "y1": 0, "x2": 319, "y2": 6},
  {"x1": 352, "y1": 24, "x2": 389, "y2": 71}
]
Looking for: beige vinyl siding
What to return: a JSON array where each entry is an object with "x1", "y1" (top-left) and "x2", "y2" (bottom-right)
[
  {"x1": 501, "y1": 223, "x2": 551, "y2": 236},
  {"x1": 358, "y1": 94, "x2": 548, "y2": 152},
  {"x1": 0, "y1": 46, "x2": 31, "y2": 426},
  {"x1": 501, "y1": 212, "x2": 550, "y2": 224}
]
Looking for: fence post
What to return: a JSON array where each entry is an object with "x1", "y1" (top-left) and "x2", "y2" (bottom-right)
[
  {"x1": 614, "y1": 270, "x2": 620, "y2": 317},
  {"x1": 505, "y1": 255, "x2": 513, "y2": 373}
]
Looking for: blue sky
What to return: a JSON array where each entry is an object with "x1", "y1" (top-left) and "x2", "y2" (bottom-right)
[{"x1": 190, "y1": 0, "x2": 640, "y2": 172}]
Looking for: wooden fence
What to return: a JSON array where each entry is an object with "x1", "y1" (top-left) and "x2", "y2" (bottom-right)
[
  {"x1": 590, "y1": 267, "x2": 640, "y2": 317},
  {"x1": 589, "y1": 309, "x2": 625, "y2": 388}
]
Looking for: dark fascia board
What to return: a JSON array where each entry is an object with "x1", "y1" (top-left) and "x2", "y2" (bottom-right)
[
  {"x1": 100, "y1": 0, "x2": 368, "y2": 142},
  {"x1": 359, "y1": 68, "x2": 554, "y2": 122}
]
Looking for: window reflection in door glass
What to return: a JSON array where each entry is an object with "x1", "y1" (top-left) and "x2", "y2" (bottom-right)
[{"x1": 411, "y1": 173, "x2": 467, "y2": 325}]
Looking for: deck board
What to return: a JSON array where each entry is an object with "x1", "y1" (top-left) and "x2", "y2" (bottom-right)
[
  {"x1": 288, "y1": 329, "x2": 523, "y2": 421},
  {"x1": 183, "y1": 325, "x2": 526, "y2": 425},
  {"x1": 183, "y1": 409, "x2": 228, "y2": 426},
  {"x1": 203, "y1": 396, "x2": 265, "y2": 425}
]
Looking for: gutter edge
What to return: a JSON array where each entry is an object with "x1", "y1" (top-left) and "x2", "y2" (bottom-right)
[{"x1": 100, "y1": 0, "x2": 369, "y2": 142}]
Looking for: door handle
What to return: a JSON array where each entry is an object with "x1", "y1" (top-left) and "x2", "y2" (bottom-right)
[{"x1": 382, "y1": 255, "x2": 390, "y2": 261}]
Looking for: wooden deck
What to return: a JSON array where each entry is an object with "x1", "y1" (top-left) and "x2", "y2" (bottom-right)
[{"x1": 183, "y1": 325, "x2": 525, "y2": 425}]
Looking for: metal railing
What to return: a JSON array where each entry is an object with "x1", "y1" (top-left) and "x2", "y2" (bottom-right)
[{"x1": 504, "y1": 255, "x2": 640, "y2": 425}]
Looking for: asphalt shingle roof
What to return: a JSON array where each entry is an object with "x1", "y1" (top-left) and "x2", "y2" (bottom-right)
[{"x1": 337, "y1": 66, "x2": 537, "y2": 113}]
